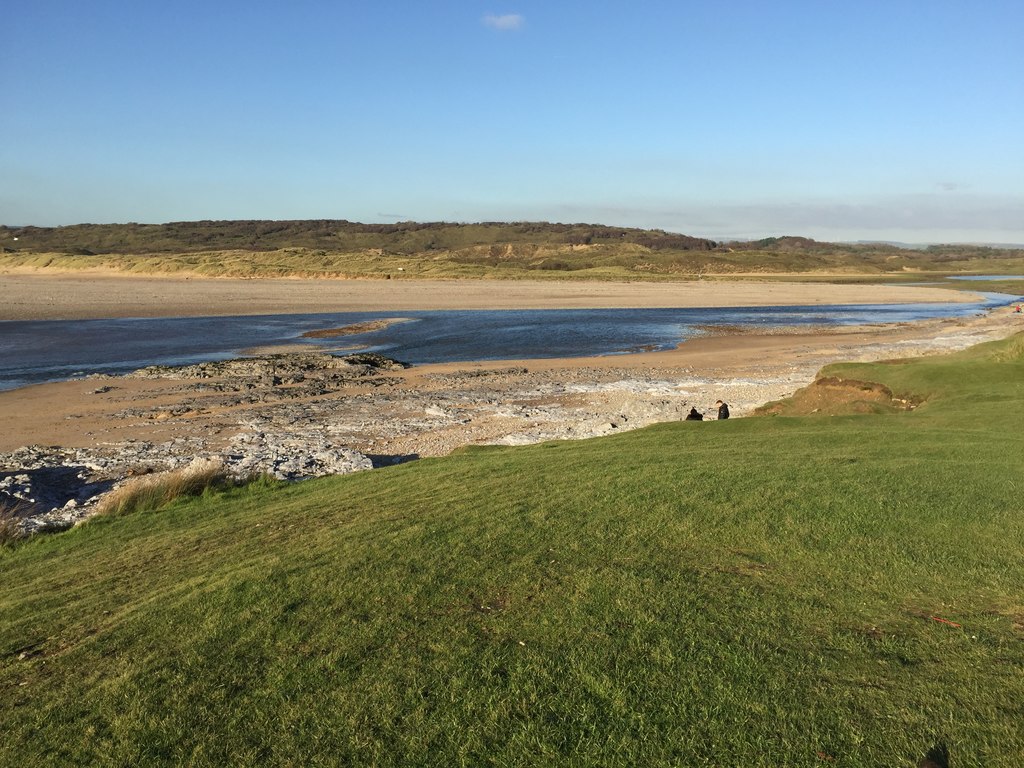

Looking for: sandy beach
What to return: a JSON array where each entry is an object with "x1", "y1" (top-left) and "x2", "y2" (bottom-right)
[
  {"x1": 1, "y1": 308, "x2": 1018, "y2": 454},
  {"x1": 0, "y1": 274, "x2": 1016, "y2": 451},
  {"x1": 2, "y1": 273, "x2": 1021, "y2": 532},
  {"x1": 0, "y1": 271, "x2": 976, "y2": 320}
]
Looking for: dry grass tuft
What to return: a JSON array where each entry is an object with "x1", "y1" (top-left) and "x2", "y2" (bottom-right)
[
  {"x1": 94, "y1": 459, "x2": 231, "y2": 518},
  {"x1": 0, "y1": 500, "x2": 28, "y2": 546}
]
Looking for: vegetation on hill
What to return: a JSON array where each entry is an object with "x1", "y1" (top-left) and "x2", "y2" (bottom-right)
[
  {"x1": 2, "y1": 334, "x2": 1023, "y2": 765},
  {"x1": 2, "y1": 221, "x2": 1023, "y2": 280},
  {"x1": 0, "y1": 221, "x2": 716, "y2": 256}
]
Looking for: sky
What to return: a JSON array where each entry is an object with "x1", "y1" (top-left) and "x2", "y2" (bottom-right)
[{"x1": 2, "y1": 0, "x2": 1022, "y2": 243}]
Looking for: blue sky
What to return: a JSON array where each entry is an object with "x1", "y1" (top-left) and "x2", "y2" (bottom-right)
[{"x1": 2, "y1": 1, "x2": 1022, "y2": 243}]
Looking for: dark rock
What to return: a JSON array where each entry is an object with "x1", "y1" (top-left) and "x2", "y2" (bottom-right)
[{"x1": 339, "y1": 353, "x2": 410, "y2": 370}]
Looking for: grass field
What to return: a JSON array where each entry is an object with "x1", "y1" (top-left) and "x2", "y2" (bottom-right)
[{"x1": 2, "y1": 336, "x2": 1023, "y2": 766}]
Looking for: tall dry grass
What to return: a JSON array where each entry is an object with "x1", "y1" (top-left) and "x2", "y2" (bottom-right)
[
  {"x1": 94, "y1": 459, "x2": 231, "y2": 518},
  {"x1": 0, "y1": 500, "x2": 27, "y2": 546}
]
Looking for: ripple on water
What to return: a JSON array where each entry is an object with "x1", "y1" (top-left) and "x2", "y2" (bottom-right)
[{"x1": 0, "y1": 295, "x2": 1016, "y2": 391}]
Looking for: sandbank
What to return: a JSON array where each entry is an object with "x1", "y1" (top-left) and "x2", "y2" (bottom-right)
[{"x1": 0, "y1": 272, "x2": 977, "y2": 321}]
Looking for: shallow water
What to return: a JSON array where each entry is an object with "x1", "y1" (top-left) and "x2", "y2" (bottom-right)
[
  {"x1": 0, "y1": 294, "x2": 1016, "y2": 391},
  {"x1": 947, "y1": 275, "x2": 1024, "y2": 281}
]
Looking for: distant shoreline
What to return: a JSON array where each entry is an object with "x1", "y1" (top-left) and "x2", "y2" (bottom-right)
[
  {"x1": 0, "y1": 273, "x2": 978, "y2": 322},
  {"x1": 1, "y1": 303, "x2": 1020, "y2": 456}
]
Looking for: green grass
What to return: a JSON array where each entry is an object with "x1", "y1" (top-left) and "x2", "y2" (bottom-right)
[{"x1": 2, "y1": 336, "x2": 1024, "y2": 766}]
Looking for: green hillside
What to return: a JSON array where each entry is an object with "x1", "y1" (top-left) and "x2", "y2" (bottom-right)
[
  {"x1": 2, "y1": 220, "x2": 1023, "y2": 280},
  {"x1": 3, "y1": 335, "x2": 1024, "y2": 765}
]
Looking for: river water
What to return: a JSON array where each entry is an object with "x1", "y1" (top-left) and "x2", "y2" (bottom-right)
[{"x1": 0, "y1": 293, "x2": 1017, "y2": 391}]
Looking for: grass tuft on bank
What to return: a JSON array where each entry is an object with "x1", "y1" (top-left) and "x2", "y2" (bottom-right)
[
  {"x1": 93, "y1": 459, "x2": 234, "y2": 518},
  {"x1": 2, "y1": 335, "x2": 1024, "y2": 766},
  {"x1": 0, "y1": 501, "x2": 27, "y2": 547}
]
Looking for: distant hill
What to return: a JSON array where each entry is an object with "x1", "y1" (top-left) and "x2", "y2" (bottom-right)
[
  {"x1": 1, "y1": 221, "x2": 1022, "y2": 280},
  {"x1": 0, "y1": 220, "x2": 717, "y2": 256}
]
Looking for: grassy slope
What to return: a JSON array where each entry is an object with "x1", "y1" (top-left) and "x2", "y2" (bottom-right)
[
  {"x1": 5, "y1": 247, "x2": 1024, "y2": 286},
  {"x1": 2, "y1": 337, "x2": 1024, "y2": 766},
  {"x1": 3, "y1": 221, "x2": 1024, "y2": 280}
]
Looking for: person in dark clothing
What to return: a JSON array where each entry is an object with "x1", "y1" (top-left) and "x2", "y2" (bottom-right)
[
  {"x1": 716, "y1": 400, "x2": 730, "y2": 420},
  {"x1": 684, "y1": 407, "x2": 703, "y2": 421}
]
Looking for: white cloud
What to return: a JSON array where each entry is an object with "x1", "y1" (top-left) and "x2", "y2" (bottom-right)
[{"x1": 482, "y1": 13, "x2": 524, "y2": 31}]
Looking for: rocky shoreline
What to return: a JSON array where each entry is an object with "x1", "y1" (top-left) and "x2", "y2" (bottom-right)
[
  {"x1": 1, "y1": 353, "x2": 406, "y2": 534},
  {"x1": 0, "y1": 349, "x2": 770, "y2": 535},
  {"x1": 2, "y1": 313, "x2": 1018, "y2": 538}
]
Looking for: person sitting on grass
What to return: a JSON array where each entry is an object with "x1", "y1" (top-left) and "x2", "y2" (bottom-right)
[
  {"x1": 716, "y1": 400, "x2": 730, "y2": 420},
  {"x1": 684, "y1": 407, "x2": 703, "y2": 421}
]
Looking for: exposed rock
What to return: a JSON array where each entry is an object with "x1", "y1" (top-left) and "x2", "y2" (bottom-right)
[
  {"x1": 127, "y1": 352, "x2": 408, "y2": 381},
  {"x1": 1, "y1": 427, "x2": 374, "y2": 535},
  {"x1": 339, "y1": 352, "x2": 411, "y2": 370},
  {"x1": 226, "y1": 424, "x2": 373, "y2": 480},
  {"x1": 0, "y1": 351, "x2": 827, "y2": 538}
]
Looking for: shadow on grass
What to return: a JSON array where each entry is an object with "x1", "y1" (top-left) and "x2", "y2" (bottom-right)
[
  {"x1": 918, "y1": 741, "x2": 950, "y2": 768},
  {"x1": 366, "y1": 453, "x2": 420, "y2": 468}
]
